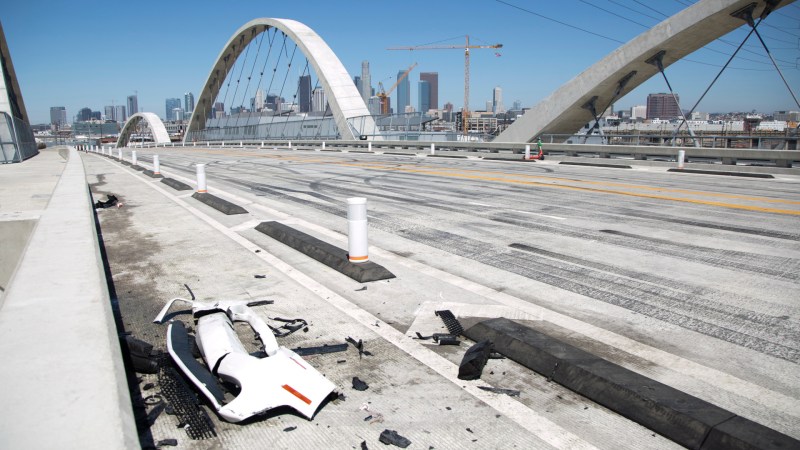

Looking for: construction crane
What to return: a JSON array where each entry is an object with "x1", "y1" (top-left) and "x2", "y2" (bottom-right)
[
  {"x1": 377, "y1": 62, "x2": 418, "y2": 115},
  {"x1": 388, "y1": 36, "x2": 502, "y2": 136}
]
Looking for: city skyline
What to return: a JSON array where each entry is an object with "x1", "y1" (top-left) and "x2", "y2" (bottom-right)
[{"x1": 3, "y1": 0, "x2": 798, "y2": 124}]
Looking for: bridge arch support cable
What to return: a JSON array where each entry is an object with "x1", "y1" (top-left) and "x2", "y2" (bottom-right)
[
  {"x1": 184, "y1": 18, "x2": 379, "y2": 143},
  {"x1": 496, "y1": 0, "x2": 797, "y2": 143}
]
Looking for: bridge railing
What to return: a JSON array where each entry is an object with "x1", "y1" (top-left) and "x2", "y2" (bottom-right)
[
  {"x1": 125, "y1": 138, "x2": 800, "y2": 168},
  {"x1": 541, "y1": 133, "x2": 798, "y2": 151}
]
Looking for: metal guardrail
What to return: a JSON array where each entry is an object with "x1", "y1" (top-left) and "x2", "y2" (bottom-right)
[
  {"x1": 0, "y1": 112, "x2": 38, "y2": 164},
  {"x1": 125, "y1": 138, "x2": 800, "y2": 168}
]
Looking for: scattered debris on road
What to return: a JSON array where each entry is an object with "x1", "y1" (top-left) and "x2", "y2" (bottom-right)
[
  {"x1": 378, "y1": 429, "x2": 412, "y2": 448},
  {"x1": 352, "y1": 376, "x2": 369, "y2": 391},
  {"x1": 458, "y1": 340, "x2": 493, "y2": 380},
  {"x1": 477, "y1": 386, "x2": 521, "y2": 397}
]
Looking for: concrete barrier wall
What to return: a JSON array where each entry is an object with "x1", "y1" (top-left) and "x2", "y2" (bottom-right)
[{"x1": 0, "y1": 147, "x2": 138, "y2": 449}]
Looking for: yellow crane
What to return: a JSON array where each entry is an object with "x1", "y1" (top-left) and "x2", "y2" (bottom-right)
[
  {"x1": 377, "y1": 62, "x2": 418, "y2": 115},
  {"x1": 388, "y1": 36, "x2": 502, "y2": 136}
]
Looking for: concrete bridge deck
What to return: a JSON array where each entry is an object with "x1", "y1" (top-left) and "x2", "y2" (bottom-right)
[{"x1": 1, "y1": 145, "x2": 798, "y2": 449}]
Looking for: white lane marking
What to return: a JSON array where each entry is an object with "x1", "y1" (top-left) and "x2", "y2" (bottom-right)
[
  {"x1": 104, "y1": 157, "x2": 595, "y2": 450},
  {"x1": 511, "y1": 210, "x2": 566, "y2": 220},
  {"x1": 468, "y1": 202, "x2": 493, "y2": 207},
  {"x1": 118, "y1": 154, "x2": 800, "y2": 422}
]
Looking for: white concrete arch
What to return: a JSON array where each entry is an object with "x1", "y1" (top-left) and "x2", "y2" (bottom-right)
[
  {"x1": 117, "y1": 112, "x2": 171, "y2": 147},
  {"x1": 185, "y1": 18, "x2": 377, "y2": 142},
  {"x1": 497, "y1": 0, "x2": 795, "y2": 143}
]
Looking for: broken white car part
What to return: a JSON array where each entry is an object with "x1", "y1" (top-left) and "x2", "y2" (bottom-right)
[{"x1": 153, "y1": 298, "x2": 337, "y2": 423}]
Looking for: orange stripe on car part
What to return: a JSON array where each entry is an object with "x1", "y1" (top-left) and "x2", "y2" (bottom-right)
[
  {"x1": 283, "y1": 384, "x2": 312, "y2": 405},
  {"x1": 349, "y1": 255, "x2": 368, "y2": 261}
]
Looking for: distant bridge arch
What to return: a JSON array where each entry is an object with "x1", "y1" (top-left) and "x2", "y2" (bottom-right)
[
  {"x1": 117, "y1": 112, "x2": 171, "y2": 147},
  {"x1": 185, "y1": 18, "x2": 376, "y2": 143},
  {"x1": 497, "y1": 0, "x2": 795, "y2": 143}
]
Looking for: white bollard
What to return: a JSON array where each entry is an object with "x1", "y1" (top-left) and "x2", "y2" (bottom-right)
[
  {"x1": 288, "y1": 141, "x2": 292, "y2": 149},
  {"x1": 525, "y1": 144, "x2": 531, "y2": 160},
  {"x1": 347, "y1": 198, "x2": 369, "y2": 263},
  {"x1": 240, "y1": 141, "x2": 243, "y2": 147},
  {"x1": 261, "y1": 141, "x2": 264, "y2": 148},
  {"x1": 118, "y1": 149, "x2": 122, "y2": 160},
  {"x1": 368, "y1": 142, "x2": 372, "y2": 152},
  {"x1": 322, "y1": 141, "x2": 326, "y2": 150},
  {"x1": 430, "y1": 143, "x2": 435, "y2": 155},
  {"x1": 222, "y1": 141, "x2": 225, "y2": 147},
  {"x1": 153, "y1": 155, "x2": 160, "y2": 175},
  {"x1": 132, "y1": 150, "x2": 138, "y2": 166},
  {"x1": 196, "y1": 163, "x2": 207, "y2": 193},
  {"x1": 678, "y1": 150, "x2": 685, "y2": 169}
]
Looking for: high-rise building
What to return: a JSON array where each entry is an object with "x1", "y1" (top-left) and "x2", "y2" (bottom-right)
[
  {"x1": 49, "y1": 106, "x2": 67, "y2": 126},
  {"x1": 492, "y1": 86, "x2": 504, "y2": 114},
  {"x1": 214, "y1": 102, "x2": 225, "y2": 119},
  {"x1": 165, "y1": 98, "x2": 181, "y2": 121},
  {"x1": 77, "y1": 107, "x2": 92, "y2": 122},
  {"x1": 396, "y1": 68, "x2": 410, "y2": 114},
  {"x1": 312, "y1": 87, "x2": 327, "y2": 113},
  {"x1": 646, "y1": 93, "x2": 680, "y2": 120},
  {"x1": 419, "y1": 72, "x2": 438, "y2": 110},
  {"x1": 104, "y1": 105, "x2": 115, "y2": 121},
  {"x1": 418, "y1": 80, "x2": 431, "y2": 114},
  {"x1": 630, "y1": 105, "x2": 647, "y2": 120},
  {"x1": 115, "y1": 105, "x2": 127, "y2": 123},
  {"x1": 184, "y1": 92, "x2": 195, "y2": 113},
  {"x1": 360, "y1": 61, "x2": 371, "y2": 104},
  {"x1": 253, "y1": 89, "x2": 264, "y2": 112},
  {"x1": 367, "y1": 96, "x2": 382, "y2": 115},
  {"x1": 127, "y1": 94, "x2": 138, "y2": 116},
  {"x1": 298, "y1": 75, "x2": 312, "y2": 113}
]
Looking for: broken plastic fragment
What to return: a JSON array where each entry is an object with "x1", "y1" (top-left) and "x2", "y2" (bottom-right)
[
  {"x1": 156, "y1": 438, "x2": 178, "y2": 446},
  {"x1": 94, "y1": 194, "x2": 118, "y2": 209},
  {"x1": 283, "y1": 426, "x2": 297, "y2": 432},
  {"x1": 478, "y1": 386, "x2": 520, "y2": 397},
  {"x1": 378, "y1": 429, "x2": 411, "y2": 448},
  {"x1": 352, "y1": 377, "x2": 369, "y2": 391},
  {"x1": 155, "y1": 297, "x2": 337, "y2": 423},
  {"x1": 254, "y1": 274, "x2": 266, "y2": 279},
  {"x1": 458, "y1": 340, "x2": 493, "y2": 380}
]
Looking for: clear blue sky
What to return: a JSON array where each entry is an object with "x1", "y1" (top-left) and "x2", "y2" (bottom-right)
[{"x1": 3, "y1": 0, "x2": 799, "y2": 124}]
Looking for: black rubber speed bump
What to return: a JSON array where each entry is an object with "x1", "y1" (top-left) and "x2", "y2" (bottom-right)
[
  {"x1": 192, "y1": 192, "x2": 248, "y2": 215},
  {"x1": 464, "y1": 318, "x2": 799, "y2": 450},
  {"x1": 143, "y1": 169, "x2": 164, "y2": 178},
  {"x1": 667, "y1": 168, "x2": 774, "y2": 178},
  {"x1": 255, "y1": 221, "x2": 395, "y2": 283},
  {"x1": 160, "y1": 178, "x2": 193, "y2": 191},
  {"x1": 559, "y1": 161, "x2": 632, "y2": 169}
]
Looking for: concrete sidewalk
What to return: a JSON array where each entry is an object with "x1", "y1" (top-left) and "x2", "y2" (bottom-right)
[{"x1": 0, "y1": 147, "x2": 137, "y2": 449}]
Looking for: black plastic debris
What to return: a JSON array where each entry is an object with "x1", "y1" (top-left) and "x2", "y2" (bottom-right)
[
  {"x1": 458, "y1": 340, "x2": 493, "y2": 380},
  {"x1": 268, "y1": 317, "x2": 308, "y2": 337},
  {"x1": 143, "y1": 383, "x2": 155, "y2": 390},
  {"x1": 157, "y1": 355, "x2": 217, "y2": 440},
  {"x1": 435, "y1": 310, "x2": 464, "y2": 336},
  {"x1": 434, "y1": 334, "x2": 460, "y2": 345},
  {"x1": 364, "y1": 415, "x2": 373, "y2": 421},
  {"x1": 156, "y1": 438, "x2": 178, "y2": 447},
  {"x1": 254, "y1": 274, "x2": 266, "y2": 279},
  {"x1": 414, "y1": 332, "x2": 433, "y2": 340},
  {"x1": 283, "y1": 426, "x2": 297, "y2": 432},
  {"x1": 94, "y1": 194, "x2": 118, "y2": 209},
  {"x1": 352, "y1": 376, "x2": 369, "y2": 391},
  {"x1": 379, "y1": 429, "x2": 412, "y2": 448},
  {"x1": 355, "y1": 286, "x2": 367, "y2": 291},
  {"x1": 346, "y1": 336, "x2": 373, "y2": 358},
  {"x1": 122, "y1": 335, "x2": 158, "y2": 374},
  {"x1": 361, "y1": 441, "x2": 369, "y2": 450},
  {"x1": 292, "y1": 343, "x2": 349, "y2": 356},
  {"x1": 477, "y1": 386, "x2": 521, "y2": 397}
]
